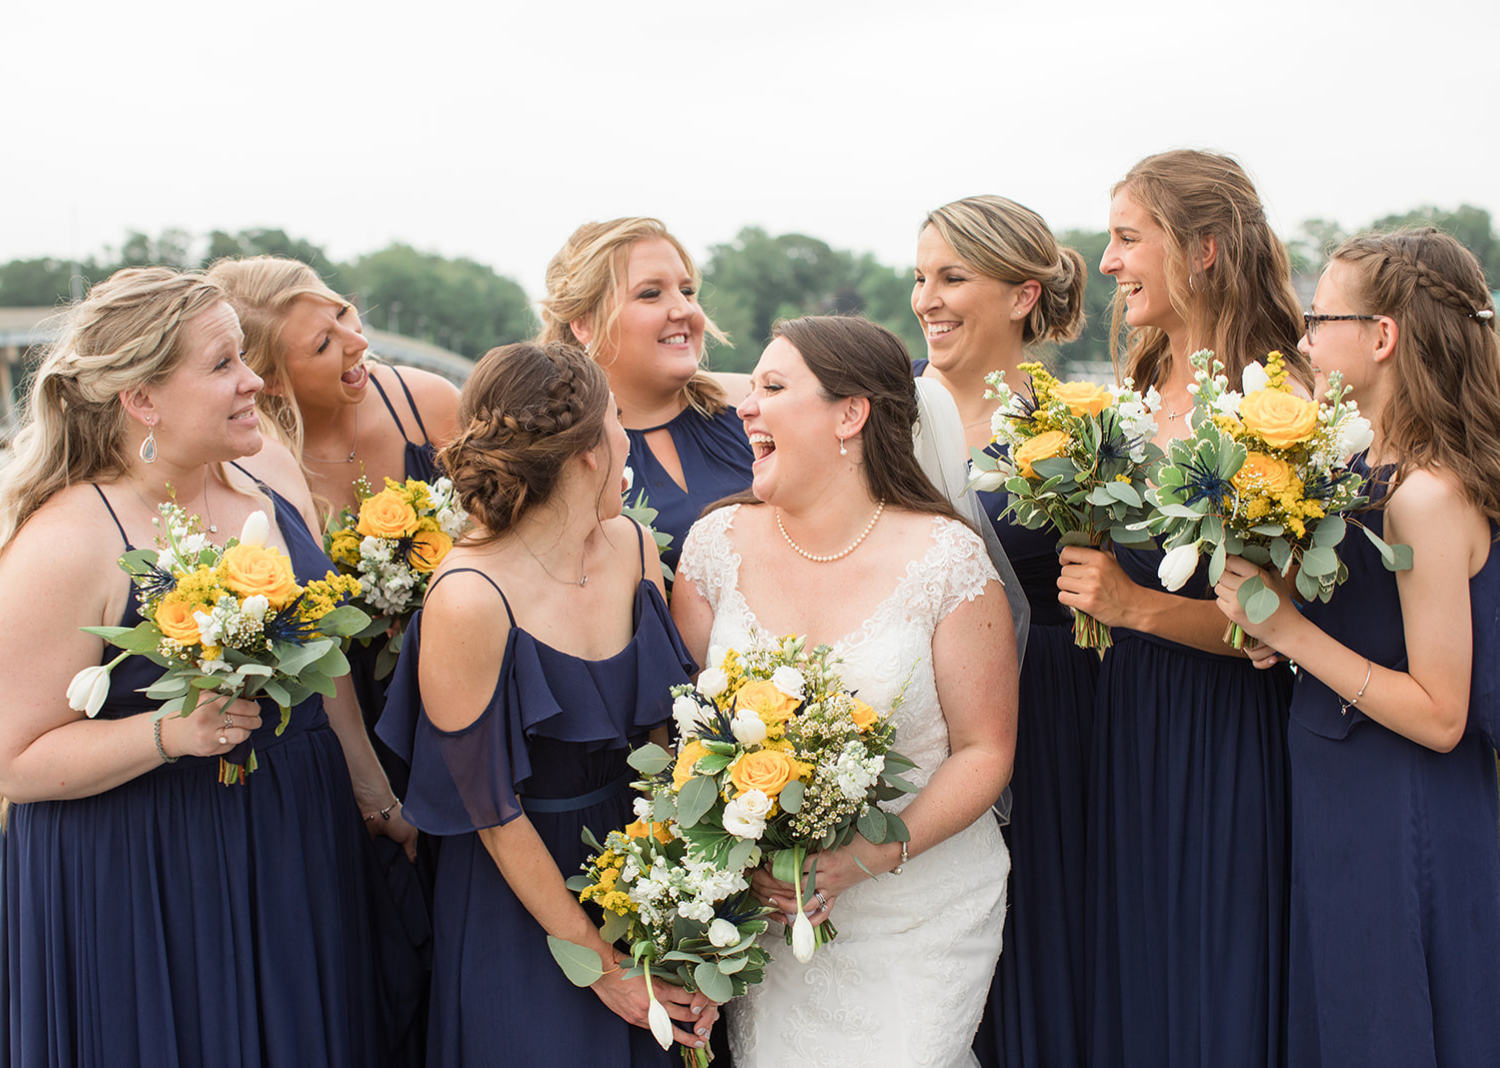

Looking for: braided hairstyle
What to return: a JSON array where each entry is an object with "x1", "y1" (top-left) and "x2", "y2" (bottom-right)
[
  {"x1": 0, "y1": 267, "x2": 229, "y2": 549},
  {"x1": 538, "y1": 217, "x2": 730, "y2": 417},
  {"x1": 921, "y1": 195, "x2": 1088, "y2": 346},
  {"x1": 1110, "y1": 150, "x2": 1312, "y2": 394},
  {"x1": 1331, "y1": 227, "x2": 1500, "y2": 521},
  {"x1": 439, "y1": 342, "x2": 612, "y2": 541}
]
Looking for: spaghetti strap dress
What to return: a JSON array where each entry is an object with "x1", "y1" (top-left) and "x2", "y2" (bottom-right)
[
  {"x1": 376, "y1": 524, "x2": 698, "y2": 1067},
  {"x1": 909, "y1": 360, "x2": 1098, "y2": 1068},
  {"x1": 625, "y1": 405, "x2": 753, "y2": 577},
  {"x1": 3, "y1": 482, "x2": 377, "y2": 1068},
  {"x1": 1285, "y1": 468, "x2": 1500, "y2": 1068},
  {"x1": 1086, "y1": 546, "x2": 1292, "y2": 1068}
]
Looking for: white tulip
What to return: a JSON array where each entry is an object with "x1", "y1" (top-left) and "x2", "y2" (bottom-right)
[
  {"x1": 66, "y1": 665, "x2": 113, "y2": 718},
  {"x1": 696, "y1": 666, "x2": 728, "y2": 700},
  {"x1": 648, "y1": 997, "x2": 674, "y2": 1050},
  {"x1": 1241, "y1": 361, "x2": 1270, "y2": 394},
  {"x1": 708, "y1": 918, "x2": 740, "y2": 947},
  {"x1": 967, "y1": 464, "x2": 1009, "y2": 493},
  {"x1": 623, "y1": 466, "x2": 635, "y2": 493},
  {"x1": 791, "y1": 911, "x2": 817, "y2": 963},
  {"x1": 1339, "y1": 415, "x2": 1374, "y2": 459},
  {"x1": 238, "y1": 510, "x2": 270, "y2": 548},
  {"x1": 240, "y1": 594, "x2": 269, "y2": 623},
  {"x1": 730, "y1": 710, "x2": 768, "y2": 745},
  {"x1": 672, "y1": 694, "x2": 706, "y2": 736},
  {"x1": 1157, "y1": 543, "x2": 1201, "y2": 592}
]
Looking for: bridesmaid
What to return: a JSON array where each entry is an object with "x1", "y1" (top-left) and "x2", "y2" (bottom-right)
[
  {"x1": 1217, "y1": 228, "x2": 1500, "y2": 1068},
  {"x1": 0, "y1": 267, "x2": 408, "y2": 1065},
  {"x1": 376, "y1": 342, "x2": 716, "y2": 1065},
  {"x1": 910, "y1": 195, "x2": 1094, "y2": 1068},
  {"x1": 538, "y1": 218, "x2": 753, "y2": 576},
  {"x1": 1059, "y1": 150, "x2": 1312, "y2": 1068}
]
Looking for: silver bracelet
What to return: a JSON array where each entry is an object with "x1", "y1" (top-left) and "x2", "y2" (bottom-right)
[
  {"x1": 154, "y1": 718, "x2": 178, "y2": 764},
  {"x1": 1339, "y1": 659, "x2": 1373, "y2": 716},
  {"x1": 891, "y1": 839, "x2": 909, "y2": 875}
]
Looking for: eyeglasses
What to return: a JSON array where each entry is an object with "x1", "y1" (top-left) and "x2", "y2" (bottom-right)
[{"x1": 1303, "y1": 313, "x2": 1381, "y2": 342}]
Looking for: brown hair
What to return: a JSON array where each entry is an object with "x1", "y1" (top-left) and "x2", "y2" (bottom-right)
[
  {"x1": 439, "y1": 342, "x2": 612, "y2": 541},
  {"x1": 0, "y1": 267, "x2": 231, "y2": 548},
  {"x1": 1110, "y1": 150, "x2": 1311, "y2": 393},
  {"x1": 715, "y1": 316, "x2": 967, "y2": 525},
  {"x1": 538, "y1": 217, "x2": 729, "y2": 416},
  {"x1": 1331, "y1": 227, "x2": 1500, "y2": 521},
  {"x1": 922, "y1": 195, "x2": 1087, "y2": 345}
]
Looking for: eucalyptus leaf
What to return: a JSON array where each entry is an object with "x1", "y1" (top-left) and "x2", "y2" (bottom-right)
[
  {"x1": 676, "y1": 775, "x2": 718, "y2": 829},
  {"x1": 1249, "y1": 523, "x2": 1285, "y2": 537},
  {"x1": 778, "y1": 779, "x2": 805, "y2": 813},
  {"x1": 1270, "y1": 537, "x2": 1292, "y2": 573},
  {"x1": 564, "y1": 874, "x2": 591, "y2": 892},
  {"x1": 1104, "y1": 480, "x2": 1143, "y2": 507},
  {"x1": 1295, "y1": 564, "x2": 1323, "y2": 601},
  {"x1": 276, "y1": 637, "x2": 334, "y2": 677},
  {"x1": 771, "y1": 847, "x2": 805, "y2": 884},
  {"x1": 547, "y1": 936, "x2": 605, "y2": 987},
  {"x1": 145, "y1": 676, "x2": 191, "y2": 699},
  {"x1": 1086, "y1": 486, "x2": 1118, "y2": 506},
  {"x1": 1301, "y1": 545, "x2": 1339, "y2": 578},
  {"x1": 717, "y1": 954, "x2": 747, "y2": 974},
  {"x1": 1209, "y1": 540, "x2": 1227, "y2": 584},
  {"x1": 726, "y1": 837, "x2": 758, "y2": 872},
  {"x1": 1312, "y1": 516, "x2": 1348, "y2": 548},
  {"x1": 316, "y1": 605, "x2": 373, "y2": 638},
  {"x1": 696, "y1": 753, "x2": 733, "y2": 775},
  {"x1": 1240, "y1": 575, "x2": 1282, "y2": 624},
  {"x1": 1240, "y1": 544, "x2": 1272, "y2": 567},
  {"x1": 627, "y1": 743, "x2": 671, "y2": 775},
  {"x1": 600, "y1": 908, "x2": 630, "y2": 945},
  {"x1": 856, "y1": 806, "x2": 888, "y2": 843},
  {"x1": 694, "y1": 962, "x2": 734, "y2": 1004}
]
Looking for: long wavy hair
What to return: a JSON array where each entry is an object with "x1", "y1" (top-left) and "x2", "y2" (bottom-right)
[
  {"x1": 538, "y1": 217, "x2": 729, "y2": 417},
  {"x1": 1332, "y1": 228, "x2": 1500, "y2": 521},
  {"x1": 0, "y1": 267, "x2": 230, "y2": 550},
  {"x1": 1110, "y1": 150, "x2": 1312, "y2": 393}
]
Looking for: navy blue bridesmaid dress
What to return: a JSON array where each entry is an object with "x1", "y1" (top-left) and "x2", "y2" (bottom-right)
[
  {"x1": 4, "y1": 485, "x2": 377, "y2": 1067},
  {"x1": 377, "y1": 525, "x2": 698, "y2": 1067},
  {"x1": 625, "y1": 405, "x2": 753, "y2": 577},
  {"x1": 1086, "y1": 546, "x2": 1292, "y2": 1068},
  {"x1": 1285, "y1": 474, "x2": 1500, "y2": 1068},
  {"x1": 909, "y1": 360, "x2": 1099, "y2": 1068}
]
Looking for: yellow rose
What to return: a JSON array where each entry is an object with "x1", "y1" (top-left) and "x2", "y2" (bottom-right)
[
  {"x1": 849, "y1": 698, "x2": 878, "y2": 733},
  {"x1": 155, "y1": 598, "x2": 203, "y2": 645},
  {"x1": 221, "y1": 544, "x2": 301, "y2": 609},
  {"x1": 625, "y1": 819, "x2": 675, "y2": 845},
  {"x1": 672, "y1": 739, "x2": 709, "y2": 790},
  {"x1": 356, "y1": 490, "x2": 419, "y2": 539},
  {"x1": 1051, "y1": 380, "x2": 1113, "y2": 418},
  {"x1": 1012, "y1": 429, "x2": 1072, "y2": 479},
  {"x1": 733, "y1": 679, "x2": 801, "y2": 724},
  {"x1": 728, "y1": 748, "x2": 800, "y2": 798},
  {"x1": 1238, "y1": 389, "x2": 1318, "y2": 448},
  {"x1": 1233, "y1": 452, "x2": 1298, "y2": 497},
  {"x1": 406, "y1": 529, "x2": 453, "y2": 573}
]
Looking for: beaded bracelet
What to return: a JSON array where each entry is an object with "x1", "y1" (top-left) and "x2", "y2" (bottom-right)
[
  {"x1": 891, "y1": 839, "x2": 909, "y2": 875},
  {"x1": 154, "y1": 718, "x2": 178, "y2": 764},
  {"x1": 362, "y1": 800, "x2": 401, "y2": 822},
  {"x1": 1339, "y1": 659, "x2": 1373, "y2": 716}
]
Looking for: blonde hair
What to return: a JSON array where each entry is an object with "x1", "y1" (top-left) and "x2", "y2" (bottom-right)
[
  {"x1": 0, "y1": 267, "x2": 229, "y2": 549},
  {"x1": 1110, "y1": 150, "x2": 1311, "y2": 393},
  {"x1": 206, "y1": 255, "x2": 346, "y2": 458},
  {"x1": 1332, "y1": 228, "x2": 1500, "y2": 522},
  {"x1": 538, "y1": 217, "x2": 729, "y2": 416},
  {"x1": 922, "y1": 195, "x2": 1087, "y2": 345}
]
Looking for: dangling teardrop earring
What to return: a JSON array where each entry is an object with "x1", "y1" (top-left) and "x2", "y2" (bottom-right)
[
  {"x1": 838, "y1": 434, "x2": 848, "y2": 457},
  {"x1": 139, "y1": 419, "x2": 158, "y2": 464}
]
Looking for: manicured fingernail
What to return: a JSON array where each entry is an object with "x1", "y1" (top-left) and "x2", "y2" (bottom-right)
[
  {"x1": 692, "y1": 1005, "x2": 703, "y2": 1015},
  {"x1": 696, "y1": 1041, "x2": 706, "y2": 1049},
  {"x1": 696, "y1": 1026, "x2": 707, "y2": 1036}
]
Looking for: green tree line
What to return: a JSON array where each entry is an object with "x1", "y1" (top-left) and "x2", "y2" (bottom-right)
[{"x1": 4, "y1": 205, "x2": 1496, "y2": 371}]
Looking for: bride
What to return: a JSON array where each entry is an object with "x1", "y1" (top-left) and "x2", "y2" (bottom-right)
[{"x1": 671, "y1": 315, "x2": 1019, "y2": 1067}]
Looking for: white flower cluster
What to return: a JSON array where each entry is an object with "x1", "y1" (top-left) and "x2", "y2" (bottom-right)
[
  {"x1": 1112, "y1": 379, "x2": 1162, "y2": 461},
  {"x1": 624, "y1": 849, "x2": 750, "y2": 928},
  {"x1": 830, "y1": 741, "x2": 885, "y2": 802}
]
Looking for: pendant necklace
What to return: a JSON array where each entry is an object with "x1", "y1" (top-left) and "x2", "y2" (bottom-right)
[
  {"x1": 518, "y1": 533, "x2": 589, "y2": 588},
  {"x1": 305, "y1": 404, "x2": 359, "y2": 464}
]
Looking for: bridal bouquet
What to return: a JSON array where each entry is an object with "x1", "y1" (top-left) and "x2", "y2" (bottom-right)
[
  {"x1": 968, "y1": 361, "x2": 1163, "y2": 653},
  {"x1": 642, "y1": 637, "x2": 916, "y2": 962},
  {"x1": 324, "y1": 475, "x2": 466, "y2": 678},
  {"x1": 549, "y1": 816, "x2": 775, "y2": 1064},
  {"x1": 71, "y1": 503, "x2": 368, "y2": 782},
  {"x1": 1146, "y1": 349, "x2": 1411, "y2": 648}
]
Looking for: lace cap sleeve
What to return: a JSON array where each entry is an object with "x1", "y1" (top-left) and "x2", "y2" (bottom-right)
[
  {"x1": 676, "y1": 504, "x2": 741, "y2": 611},
  {"x1": 929, "y1": 517, "x2": 1001, "y2": 621}
]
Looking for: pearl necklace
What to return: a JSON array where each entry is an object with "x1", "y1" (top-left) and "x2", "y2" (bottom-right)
[{"x1": 776, "y1": 500, "x2": 886, "y2": 563}]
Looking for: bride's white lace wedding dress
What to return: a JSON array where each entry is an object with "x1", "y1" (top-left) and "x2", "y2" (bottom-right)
[{"x1": 678, "y1": 505, "x2": 1010, "y2": 1068}]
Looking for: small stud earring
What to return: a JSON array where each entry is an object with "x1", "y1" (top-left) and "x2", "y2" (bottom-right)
[{"x1": 139, "y1": 420, "x2": 158, "y2": 464}]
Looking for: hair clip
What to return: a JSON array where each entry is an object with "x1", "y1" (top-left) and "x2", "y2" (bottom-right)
[{"x1": 1474, "y1": 309, "x2": 1495, "y2": 321}]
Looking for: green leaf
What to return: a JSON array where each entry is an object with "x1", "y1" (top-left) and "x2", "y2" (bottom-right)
[
  {"x1": 1239, "y1": 575, "x2": 1282, "y2": 624},
  {"x1": 1240, "y1": 544, "x2": 1271, "y2": 567},
  {"x1": 627, "y1": 743, "x2": 671, "y2": 775},
  {"x1": 1387, "y1": 543, "x2": 1414, "y2": 571},
  {"x1": 145, "y1": 675, "x2": 191, "y2": 699},
  {"x1": 1085, "y1": 486, "x2": 1117, "y2": 506},
  {"x1": 1270, "y1": 537, "x2": 1292, "y2": 573},
  {"x1": 1111, "y1": 525, "x2": 1153, "y2": 546},
  {"x1": 694, "y1": 962, "x2": 734, "y2": 1004},
  {"x1": 1249, "y1": 523, "x2": 1285, "y2": 537},
  {"x1": 1312, "y1": 515, "x2": 1347, "y2": 548},
  {"x1": 259, "y1": 677, "x2": 292, "y2": 709},
  {"x1": 1104, "y1": 480, "x2": 1143, "y2": 507},
  {"x1": 770, "y1": 846, "x2": 805, "y2": 884},
  {"x1": 696, "y1": 753, "x2": 733, "y2": 774},
  {"x1": 726, "y1": 837, "x2": 758, "y2": 872},
  {"x1": 564, "y1": 874, "x2": 590, "y2": 892},
  {"x1": 1301, "y1": 545, "x2": 1339, "y2": 577},
  {"x1": 314, "y1": 642, "x2": 351, "y2": 678},
  {"x1": 777, "y1": 779, "x2": 804, "y2": 814},
  {"x1": 884, "y1": 810, "x2": 911, "y2": 842},
  {"x1": 1209, "y1": 539, "x2": 1227, "y2": 584},
  {"x1": 547, "y1": 936, "x2": 606, "y2": 987},
  {"x1": 81, "y1": 622, "x2": 164, "y2": 656},
  {"x1": 276, "y1": 637, "x2": 333, "y2": 677},
  {"x1": 856, "y1": 806, "x2": 888, "y2": 843},
  {"x1": 1295, "y1": 565, "x2": 1323, "y2": 601},
  {"x1": 316, "y1": 605, "x2": 372, "y2": 638},
  {"x1": 676, "y1": 775, "x2": 718, "y2": 829},
  {"x1": 717, "y1": 954, "x2": 747, "y2": 975},
  {"x1": 1031, "y1": 457, "x2": 1077, "y2": 480},
  {"x1": 600, "y1": 909, "x2": 630, "y2": 945}
]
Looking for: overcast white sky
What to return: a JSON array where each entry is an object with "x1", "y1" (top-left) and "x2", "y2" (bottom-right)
[{"x1": 4, "y1": 0, "x2": 1496, "y2": 298}]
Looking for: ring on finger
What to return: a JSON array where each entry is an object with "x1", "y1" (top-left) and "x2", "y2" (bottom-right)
[
  {"x1": 218, "y1": 735, "x2": 229, "y2": 745},
  {"x1": 814, "y1": 889, "x2": 828, "y2": 910},
  {"x1": 223, "y1": 715, "x2": 233, "y2": 730}
]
